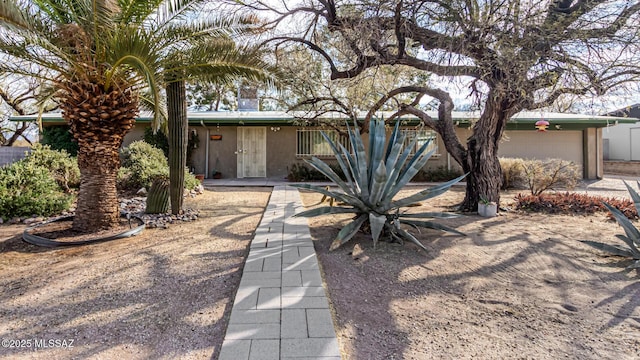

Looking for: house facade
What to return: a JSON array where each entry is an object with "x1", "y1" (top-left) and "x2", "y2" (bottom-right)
[
  {"x1": 13, "y1": 111, "x2": 636, "y2": 180},
  {"x1": 603, "y1": 104, "x2": 640, "y2": 161}
]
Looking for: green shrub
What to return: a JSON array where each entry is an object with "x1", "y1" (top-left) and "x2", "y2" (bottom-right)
[
  {"x1": 293, "y1": 119, "x2": 465, "y2": 251},
  {"x1": 118, "y1": 140, "x2": 198, "y2": 191},
  {"x1": 0, "y1": 160, "x2": 73, "y2": 220},
  {"x1": 414, "y1": 166, "x2": 463, "y2": 182},
  {"x1": 287, "y1": 162, "x2": 345, "y2": 182},
  {"x1": 25, "y1": 144, "x2": 80, "y2": 191},
  {"x1": 41, "y1": 126, "x2": 79, "y2": 156},
  {"x1": 143, "y1": 127, "x2": 169, "y2": 158}
]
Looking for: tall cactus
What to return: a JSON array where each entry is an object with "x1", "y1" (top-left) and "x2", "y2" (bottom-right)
[
  {"x1": 167, "y1": 79, "x2": 187, "y2": 215},
  {"x1": 146, "y1": 177, "x2": 170, "y2": 214}
]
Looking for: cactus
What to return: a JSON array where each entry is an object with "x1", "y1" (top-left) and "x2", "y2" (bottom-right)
[
  {"x1": 146, "y1": 177, "x2": 170, "y2": 214},
  {"x1": 167, "y1": 79, "x2": 187, "y2": 215}
]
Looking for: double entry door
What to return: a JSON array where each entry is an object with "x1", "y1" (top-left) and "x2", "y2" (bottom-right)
[{"x1": 236, "y1": 127, "x2": 266, "y2": 178}]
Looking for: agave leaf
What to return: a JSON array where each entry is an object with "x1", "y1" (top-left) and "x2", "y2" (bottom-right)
[
  {"x1": 290, "y1": 183, "x2": 367, "y2": 210},
  {"x1": 394, "y1": 226, "x2": 428, "y2": 252},
  {"x1": 369, "y1": 213, "x2": 387, "y2": 248},
  {"x1": 603, "y1": 202, "x2": 640, "y2": 243},
  {"x1": 614, "y1": 234, "x2": 640, "y2": 258},
  {"x1": 320, "y1": 131, "x2": 355, "y2": 189},
  {"x1": 399, "y1": 219, "x2": 466, "y2": 236},
  {"x1": 368, "y1": 119, "x2": 386, "y2": 192},
  {"x1": 307, "y1": 157, "x2": 354, "y2": 196},
  {"x1": 623, "y1": 180, "x2": 640, "y2": 216},
  {"x1": 627, "y1": 260, "x2": 640, "y2": 270},
  {"x1": 369, "y1": 160, "x2": 387, "y2": 207},
  {"x1": 580, "y1": 240, "x2": 635, "y2": 257},
  {"x1": 350, "y1": 124, "x2": 370, "y2": 200},
  {"x1": 330, "y1": 213, "x2": 367, "y2": 250},
  {"x1": 396, "y1": 139, "x2": 435, "y2": 184},
  {"x1": 385, "y1": 147, "x2": 436, "y2": 204},
  {"x1": 380, "y1": 133, "x2": 420, "y2": 201},
  {"x1": 339, "y1": 142, "x2": 360, "y2": 194},
  {"x1": 389, "y1": 174, "x2": 467, "y2": 210},
  {"x1": 367, "y1": 118, "x2": 378, "y2": 182},
  {"x1": 385, "y1": 119, "x2": 401, "y2": 161},
  {"x1": 294, "y1": 206, "x2": 358, "y2": 218},
  {"x1": 398, "y1": 212, "x2": 461, "y2": 219}
]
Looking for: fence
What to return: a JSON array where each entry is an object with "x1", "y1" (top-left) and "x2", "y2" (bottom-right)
[{"x1": 0, "y1": 147, "x2": 30, "y2": 167}]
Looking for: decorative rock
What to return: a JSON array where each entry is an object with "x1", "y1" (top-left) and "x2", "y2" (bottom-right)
[
  {"x1": 137, "y1": 187, "x2": 148, "y2": 195},
  {"x1": 23, "y1": 217, "x2": 45, "y2": 225},
  {"x1": 9, "y1": 217, "x2": 21, "y2": 224},
  {"x1": 0, "y1": 217, "x2": 3, "y2": 224}
]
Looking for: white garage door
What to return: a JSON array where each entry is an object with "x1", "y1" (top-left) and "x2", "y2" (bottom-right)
[{"x1": 498, "y1": 131, "x2": 583, "y2": 173}]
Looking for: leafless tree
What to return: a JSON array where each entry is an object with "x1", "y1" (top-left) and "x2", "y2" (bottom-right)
[{"x1": 230, "y1": 0, "x2": 640, "y2": 210}]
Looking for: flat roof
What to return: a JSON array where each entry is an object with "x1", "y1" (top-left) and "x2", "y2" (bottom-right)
[{"x1": 10, "y1": 110, "x2": 638, "y2": 130}]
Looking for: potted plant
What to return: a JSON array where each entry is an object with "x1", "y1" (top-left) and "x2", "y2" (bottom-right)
[
  {"x1": 212, "y1": 157, "x2": 222, "y2": 179},
  {"x1": 478, "y1": 196, "x2": 498, "y2": 217}
]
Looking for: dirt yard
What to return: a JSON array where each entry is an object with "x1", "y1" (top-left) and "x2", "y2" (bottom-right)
[
  {"x1": 300, "y1": 188, "x2": 640, "y2": 360},
  {"x1": 2, "y1": 184, "x2": 639, "y2": 360},
  {"x1": 0, "y1": 188, "x2": 270, "y2": 360}
]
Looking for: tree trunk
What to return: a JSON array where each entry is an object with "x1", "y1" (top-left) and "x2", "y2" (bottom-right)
[
  {"x1": 167, "y1": 80, "x2": 188, "y2": 215},
  {"x1": 60, "y1": 81, "x2": 138, "y2": 232},
  {"x1": 459, "y1": 91, "x2": 519, "y2": 212}
]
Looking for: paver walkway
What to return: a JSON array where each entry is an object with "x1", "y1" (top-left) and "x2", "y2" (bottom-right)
[{"x1": 219, "y1": 186, "x2": 342, "y2": 360}]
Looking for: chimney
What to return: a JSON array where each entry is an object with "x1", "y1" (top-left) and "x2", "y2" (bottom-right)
[{"x1": 238, "y1": 85, "x2": 259, "y2": 111}]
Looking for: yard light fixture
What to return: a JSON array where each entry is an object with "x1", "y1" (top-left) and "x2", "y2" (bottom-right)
[{"x1": 535, "y1": 119, "x2": 549, "y2": 132}]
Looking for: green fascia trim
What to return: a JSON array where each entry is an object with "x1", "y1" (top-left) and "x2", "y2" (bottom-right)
[{"x1": 10, "y1": 111, "x2": 638, "y2": 130}]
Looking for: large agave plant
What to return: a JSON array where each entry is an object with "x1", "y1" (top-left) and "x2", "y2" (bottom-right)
[
  {"x1": 292, "y1": 118, "x2": 466, "y2": 251},
  {"x1": 581, "y1": 180, "x2": 640, "y2": 270}
]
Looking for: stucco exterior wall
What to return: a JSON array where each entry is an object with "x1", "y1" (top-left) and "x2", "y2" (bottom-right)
[{"x1": 128, "y1": 124, "x2": 602, "y2": 179}]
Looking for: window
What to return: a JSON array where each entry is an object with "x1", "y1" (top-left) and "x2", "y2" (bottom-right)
[
  {"x1": 296, "y1": 129, "x2": 349, "y2": 157},
  {"x1": 400, "y1": 129, "x2": 439, "y2": 156}
]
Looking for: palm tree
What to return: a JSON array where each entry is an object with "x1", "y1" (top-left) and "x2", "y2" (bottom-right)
[
  {"x1": 0, "y1": 0, "x2": 170, "y2": 231},
  {"x1": 0, "y1": 0, "x2": 274, "y2": 228}
]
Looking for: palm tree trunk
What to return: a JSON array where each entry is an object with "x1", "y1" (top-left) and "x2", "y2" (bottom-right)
[
  {"x1": 167, "y1": 79, "x2": 187, "y2": 215},
  {"x1": 61, "y1": 81, "x2": 138, "y2": 232}
]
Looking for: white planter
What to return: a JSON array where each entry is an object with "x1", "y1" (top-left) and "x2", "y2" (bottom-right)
[{"x1": 478, "y1": 202, "x2": 498, "y2": 217}]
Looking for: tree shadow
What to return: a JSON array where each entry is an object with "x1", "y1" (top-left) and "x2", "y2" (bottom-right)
[
  {"x1": 0, "y1": 189, "x2": 270, "y2": 359},
  {"x1": 308, "y1": 210, "x2": 640, "y2": 359}
]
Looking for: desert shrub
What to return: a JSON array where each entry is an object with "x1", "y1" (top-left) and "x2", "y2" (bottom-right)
[
  {"x1": 24, "y1": 144, "x2": 80, "y2": 191},
  {"x1": 288, "y1": 163, "x2": 345, "y2": 182},
  {"x1": 0, "y1": 160, "x2": 73, "y2": 220},
  {"x1": 118, "y1": 141, "x2": 198, "y2": 191},
  {"x1": 183, "y1": 172, "x2": 200, "y2": 190},
  {"x1": 514, "y1": 192, "x2": 637, "y2": 219},
  {"x1": 41, "y1": 126, "x2": 79, "y2": 156},
  {"x1": 522, "y1": 158, "x2": 580, "y2": 195},
  {"x1": 499, "y1": 157, "x2": 527, "y2": 190},
  {"x1": 414, "y1": 166, "x2": 463, "y2": 182}
]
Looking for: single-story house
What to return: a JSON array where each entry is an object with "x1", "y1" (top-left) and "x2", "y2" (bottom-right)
[
  {"x1": 603, "y1": 104, "x2": 640, "y2": 161},
  {"x1": 11, "y1": 111, "x2": 636, "y2": 180}
]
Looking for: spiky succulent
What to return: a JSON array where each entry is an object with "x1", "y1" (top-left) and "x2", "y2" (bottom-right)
[
  {"x1": 581, "y1": 180, "x2": 640, "y2": 269},
  {"x1": 292, "y1": 118, "x2": 466, "y2": 251}
]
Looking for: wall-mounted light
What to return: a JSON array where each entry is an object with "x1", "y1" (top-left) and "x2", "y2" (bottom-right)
[
  {"x1": 270, "y1": 126, "x2": 281, "y2": 132},
  {"x1": 535, "y1": 119, "x2": 549, "y2": 132}
]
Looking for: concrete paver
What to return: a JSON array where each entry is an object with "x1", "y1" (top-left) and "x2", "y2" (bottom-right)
[{"x1": 220, "y1": 186, "x2": 342, "y2": 360}]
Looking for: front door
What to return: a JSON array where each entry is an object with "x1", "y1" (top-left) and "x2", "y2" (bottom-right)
[{"x1": 237, "y1": 127, "x2": 266, "y2": 178}]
